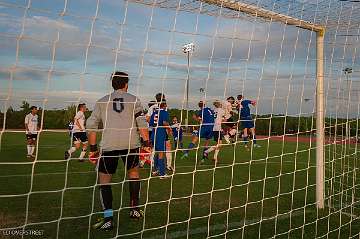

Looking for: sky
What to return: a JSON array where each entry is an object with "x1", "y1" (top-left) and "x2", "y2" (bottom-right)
[{"x1": 0, "y1": 0, "x2": 359, "y2": 118}]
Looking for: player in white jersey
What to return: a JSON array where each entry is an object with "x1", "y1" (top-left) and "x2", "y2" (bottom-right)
[
  {"x1": 204, "y1": 100, "x2": 225, "y2": 163},
  {"x1": 24, "y1": 106, "x2": 39, "y2": 158},
  {"x1": 223, "y1": 96, "x2": 238, "y2": 143},
  {"x1": 64, "y1": 103, "x2": 88, "y2": 161},
  {"x1": 146, "y1": 93, "x2": 174, "y2": 172}
]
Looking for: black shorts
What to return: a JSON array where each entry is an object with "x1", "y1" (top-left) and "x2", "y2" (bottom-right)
[
  {"x1": 26, "y1": 134, "x2": 37, "y2": 140},
  {"x1": 213, "y1": 131, "x2": 223, "y2": 142},
  {"x1": 73, "y1": 132, "x2": 88, "y2": 143},
  {"x1": 224, "y1": 117, "x2": 236, "y2": 128},
  {"x1": 98, "y1": 148, "x2": 140, "y2": 174}
]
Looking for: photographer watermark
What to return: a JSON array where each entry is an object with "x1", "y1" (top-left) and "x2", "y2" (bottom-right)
[{"x1": 2, "y1": 229, "x2": 44, "y2": 237}]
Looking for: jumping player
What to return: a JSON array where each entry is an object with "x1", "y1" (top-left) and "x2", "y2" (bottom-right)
[
  {"x1": 25, "y1": 106, "x2": 39, "y2": 158},
  {"x1": 87, "y1": 71, "x2": 150, "y2": 231},
  {"x1": 237, "y1": 95, "x2": 261, "y2": 149},
  {"x1": 65, "y1": 103, "x2": 88, "y2": 161},
  {"x1": 223, "y1": 96, "x2": 238, "y2": 144}
]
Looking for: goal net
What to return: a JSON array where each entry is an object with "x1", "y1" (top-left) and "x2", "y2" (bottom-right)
[{"x1": 0, "y1": 0, "x2": 359, "y2": 238}]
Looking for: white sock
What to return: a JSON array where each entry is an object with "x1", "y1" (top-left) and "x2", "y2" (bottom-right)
[
  {"x1": 206, "y1": 146, "x2": 216, "y2": 154},
  {"x1": 27, "y1": 145, "x2": 31, "y2": 155},
  {"x1": 229, "y1": 129, "x2": 237, "y2": 137},
  {"x1": 214, "y1": 149, "x2": 219, "y2": 160},
  {"x1": 79, "y1": 150, "x2": 86, "y2": 159},
  {"x1": 68, "y1": 147, "x2": 76, "y2": 155},
  {"x1": 30, "y1": 146, "x2": 35, "y2": 155},
  {"x1": 166, "y1": 152, "x2": 172, "y2": 168}
]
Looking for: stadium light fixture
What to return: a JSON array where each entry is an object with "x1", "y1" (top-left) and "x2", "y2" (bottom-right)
[{"x1": 182, "y1": 42, "x2": 195, "y2": 129}]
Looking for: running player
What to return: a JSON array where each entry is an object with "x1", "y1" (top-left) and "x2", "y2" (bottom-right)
[
  {"x1": 204, "y1": 100, "x2": 225, "y2": 163},
  {"x1": 87, "y1": 71, "x2": 150, "y2": 231},
  {"x1": 182, "y1": 101, "x2": 214, "y2": 164},
  {"x1": 64, "y1": 103, "x2": 88, "y2": 162}
]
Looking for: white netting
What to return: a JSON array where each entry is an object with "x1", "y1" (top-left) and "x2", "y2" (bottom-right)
[{"x1": 0, "y1": 0, "x2": 359, "y2": 238}]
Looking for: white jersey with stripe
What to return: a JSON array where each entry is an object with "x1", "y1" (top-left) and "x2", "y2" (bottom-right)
[
  {"x1": 213, "y1": 108, "x2": 225, "y2": 131},
  {"x1": 25, "y1": 113, "x2": 38, "y2": 134},
  {"x1": 73, "y1": 111, "x2": 86, "y2": 132},
  {"x1": 86, "y1": 90, "x2": 147, "y2": 151}
]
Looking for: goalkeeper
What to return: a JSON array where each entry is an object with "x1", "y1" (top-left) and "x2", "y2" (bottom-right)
[{"x1": 86, "y1": 71, "x2": 150, "y2": 231}]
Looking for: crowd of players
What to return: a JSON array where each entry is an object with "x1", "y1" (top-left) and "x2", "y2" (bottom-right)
[{"x1": 23, "y1": 71, "x2": 260, "y2": 231}]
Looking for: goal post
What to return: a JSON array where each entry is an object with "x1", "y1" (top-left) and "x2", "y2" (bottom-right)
[{"x1": 199, "y1": 0, "x2": 326, "y2": 209}]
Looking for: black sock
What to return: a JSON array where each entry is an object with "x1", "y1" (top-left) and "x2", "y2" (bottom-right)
[
  {"x1": 100, "y1": 185, "x2": 113, "y2": 218},
  {"x1": 129, "y1": 178, "x2": 140, "y2": 210}
]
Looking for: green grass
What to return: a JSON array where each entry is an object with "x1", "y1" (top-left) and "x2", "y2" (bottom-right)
[{"x1": 0, "y1": 132, "x2": 359, "y2": 239}]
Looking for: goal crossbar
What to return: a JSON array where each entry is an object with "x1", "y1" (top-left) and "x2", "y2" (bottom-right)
[{"x1": 198, "y1": 0, "x2": 325, "y2": 33}]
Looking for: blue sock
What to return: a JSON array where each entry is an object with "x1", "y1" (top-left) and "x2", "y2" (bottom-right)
[
  {"x1": 154, "y1": 155, "x2": 159, "y2": 171},
  {"x1": 158, "y1": 157, "x2": 166, "y2": 176},
  {"x1": 104, "y1": 209, "x2": 113, "y2": 218},
  {"x1": 185, "y1": 142, "x2": 195, "y2": 154},
  {"x1": 253, "y1": 135, "x2": 257, "y2": 144},
  {"x1": 243, "y1": 136, "x2": 248, "y2": 145}
]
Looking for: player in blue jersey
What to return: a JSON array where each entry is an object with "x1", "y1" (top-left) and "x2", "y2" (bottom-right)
[
  {"x1": 147, "y1": 93, "x2": 173, "y2": 171},
  {"x1": 182, "y1": 101, "x2": 215, "y2": 164},
  {"x1": 149, "y1": 100, "x2": 172, "y2": 178},
  {"x1": 171, "y1": 116, "x2": 183, "y2": 149},
  {"x1": 237, "y1": 95, "x2": 261, "y2": 149}
]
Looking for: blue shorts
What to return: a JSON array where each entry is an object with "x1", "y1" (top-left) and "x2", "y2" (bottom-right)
[
  {"x1": 151, "y1": 131, "x2": 167, "y2": 152},
  {"x1": 241, "y1": 117, "x2": 254, "y2": 129},
  {"x1": 199, "y1": 126, "x2": 213, "y2": 140}
]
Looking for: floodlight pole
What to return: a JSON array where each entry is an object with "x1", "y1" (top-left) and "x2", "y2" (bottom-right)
[{"x1": 183, "y1": 43, "x2": 195, "y2": 130}]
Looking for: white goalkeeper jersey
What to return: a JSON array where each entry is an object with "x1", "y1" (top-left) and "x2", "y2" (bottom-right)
[
  {"x1": 213, "y1": 108, "x2": 225, "y2": 131},
  {"x1": 25, "y1": 113, "x2": 38, "y2": 134},
  {"x1": 73, "y1": 111, "x2": 86, "y2": 132},
  {"x1": 86, "y1": 90, "x2": 147, "y2": 151}
]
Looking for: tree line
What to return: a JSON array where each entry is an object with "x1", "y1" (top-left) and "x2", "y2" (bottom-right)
[{"x1": 0, "y1": 101, "x2": 358, "y2": 137}]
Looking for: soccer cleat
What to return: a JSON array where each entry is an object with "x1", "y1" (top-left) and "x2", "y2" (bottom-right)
[
  {"x1": 130, "y1": 209, "x2": 144, "y2": 219},
  {"x1": 254, "y1": 144, "x2": 261, "y2": 148},
  {"x1": 160, "y1": 174, "x2": 170, "y2": 179},
  {"x1": 180, "y1": 153, "x2": 188, "y2": 160},
  {"x1": 78, "y1": 159, "x2": 84, "y2": 162},
  {"x1": 152, "y1": 171, "x2": 159, "y2": 177},
  {"x1": 92, "y1": 217, "x2": 113, "y2": 231},
  {"x1": 26, "y1": 154, "x2": 32, "y2": 159},
  {"x1": 64, "y1": 151, "x2": 70, "y2": 160},
  {"x1": 166, "y1": 166, "x2": 174, "y2": 171}
]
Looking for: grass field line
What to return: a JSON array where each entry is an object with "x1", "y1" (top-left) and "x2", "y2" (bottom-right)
[{"x1": 0, "y1": 160, "x2": 313, "y2": 178}]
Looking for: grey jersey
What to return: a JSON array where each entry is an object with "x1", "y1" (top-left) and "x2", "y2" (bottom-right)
[{"x1": 86, "y1": 90, "x2": 147, "y2": 151}]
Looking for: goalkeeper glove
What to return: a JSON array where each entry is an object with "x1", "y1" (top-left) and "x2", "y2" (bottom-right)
[{"x1": 89, "y1": 144, "x2": 100, "y2": 165}]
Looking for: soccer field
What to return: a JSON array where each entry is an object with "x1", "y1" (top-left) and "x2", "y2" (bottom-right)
[{"x1": 0, "y1": 132, "x2": 359, "y2": 239}]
